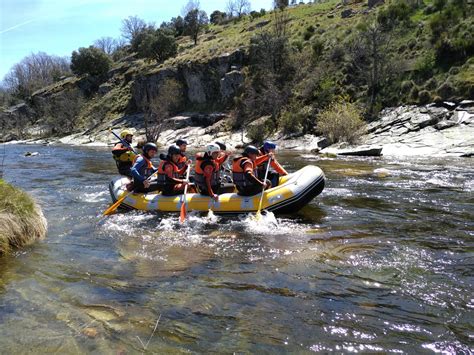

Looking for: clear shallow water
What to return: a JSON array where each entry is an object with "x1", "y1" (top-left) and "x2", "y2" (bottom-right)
[{"x1": 0, "y1": 144, "x2": 472, "y2": 353}]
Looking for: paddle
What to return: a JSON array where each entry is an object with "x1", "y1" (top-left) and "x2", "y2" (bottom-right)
[
  {"x1": 179, "y1": 165, "x2": 192, "y2": 223},
  {"x1": 103, "y1": 171, "x2": 158, "y2": 216},
  {"x1": 109, "y1": 128, "x2": 138, "y2": 154},
  {"x1": 255, "y1": 157, "x2": 272, "y2": 220}
]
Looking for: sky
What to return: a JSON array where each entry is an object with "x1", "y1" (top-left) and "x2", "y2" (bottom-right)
[{"x1": 0, "y1": 0, "x2": 273, "y2": 80}]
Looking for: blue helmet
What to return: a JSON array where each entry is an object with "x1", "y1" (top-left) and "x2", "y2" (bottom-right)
[{"x1": 263, "y1": 141, "x2": 277, "y2": 152}]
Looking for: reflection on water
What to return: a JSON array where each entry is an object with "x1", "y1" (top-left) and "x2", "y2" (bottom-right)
[{"x1": 0, "y1": 145, "x2": 473, "y2": 353}]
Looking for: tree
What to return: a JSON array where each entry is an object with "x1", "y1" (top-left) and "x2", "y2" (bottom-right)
[
  {"x1": 93, "y1": 37, "x2": 118, "y2": 55},
  {"x1": 41, "y1": 88, "x2": 85, "y2": 134},
  {"x1": 130, "y1": 25, "x2": 156, "y2": 53},
  {"x1": 120, "y1": 16, "x2": 147, "y2": 42},
  {"x1": 70, "y1": 46, "x2": 112, "y2": 77},
  {"x1": 2, "y1": 52, "x2": 70, "y2": 99},
  {"x1": 274, "y1": 0, "x2": 289, "y2": 10},
  {"x1": 184, "y1": 9, "x2": 209, "y2": 45},
  {"x1": 143, "y1": 79, "x2": 183, "y2": 143},
  {"x1": 349, "y1": 20, "x2": 400, "y2": 117},
  {"x1": 226, "y1": 0, "x2": 251, "y2": 18},
  {"x1": 181, "y1": 0, "x2": 200, "y2": 16},
  {"x1": 210, "y1": 10, "x2": 227, "y2": 24},
  {"x1": 137, "y1": 30, "x2": 178, "y2": 63}
]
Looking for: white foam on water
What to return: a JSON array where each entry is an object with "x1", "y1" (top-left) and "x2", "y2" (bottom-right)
[{"x1": 83, "y1": 190, "x2": 109, "y2": 203}]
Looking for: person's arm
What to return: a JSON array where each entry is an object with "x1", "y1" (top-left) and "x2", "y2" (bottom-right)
[
  {"x1": 271, "y1": 159, "x2": 288, "y2": 175},
  {"x1": 203, "y1": 165, "x2": 216, "y2": 197},
  {"x1": 243, "y1": 162, "x2": 265, "y2": 186},
  {"x1": 131, "y1": 157, "x2": 146, "y2": 182},
  {"x1": 164, "y1": 164, "x2": 186, "y2": 184},
  {"x1": 255, "y1": 154, "x2": 269, "y2": 166}
]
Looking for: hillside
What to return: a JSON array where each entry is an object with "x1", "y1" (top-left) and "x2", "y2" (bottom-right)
[{"x1": 1, "y1": 0, "x2": 473, "y2": 145}]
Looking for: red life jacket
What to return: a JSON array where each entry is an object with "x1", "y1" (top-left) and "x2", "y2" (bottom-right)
[
  {"x1": 157, "y1": 158, "x2": 179, "y2": 186},
  {"x1": 194, "y1": 153, "x2": 220, "y2": 191},
  {"x1": 176, "y1": 153, "x2": 187, "y2": 170},
  {"x1": 232, "y1": 156, "x2": 257, "y2": 188}
]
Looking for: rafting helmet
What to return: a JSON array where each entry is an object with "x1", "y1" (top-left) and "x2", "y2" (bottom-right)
[
  {"x1": 120, "y1": 129, "x2": 133, "y2": 139},
  {"x1": 263, "y1": 140, "x2": 277, "y2": 152},
  {"x1": 215, "y1": 141, "x2": 226, "y2": 151},
  {"x1": 167, "y1": 144, "x2": 181, "y2": 156},
  {"x1": 176, "y1": 138, "x2": 188, "y2": 146},
  {"x1": 243, "y1": 145, "x2": 259, "y2": 156},
  {"x1": 206, "y1": 143, "x2": 220, "y2": 155},
  {"x1": 143, "y1": 143, "x2": 158, "y2": 155}
]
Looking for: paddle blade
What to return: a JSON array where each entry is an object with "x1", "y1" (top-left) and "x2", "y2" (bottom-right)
[
  {"x1": 179, "y1": 202, "x2": 186, "y2": 223},
  {"x1": 254, "y1": 210, "x2": 263, "y2": 221},
  {"x1": 103, "y1": 196, "x2": 125, "y2": 216}
]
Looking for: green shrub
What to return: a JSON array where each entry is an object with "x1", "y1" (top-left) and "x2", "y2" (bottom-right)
[
  {"x1": 278, "y1": 105, "x2": 314, "y2": 135},
  {"x1": 246, "y1": 119, "x2": 273, "y2": 144},
  {"x1": 424, "y1": 77, "x2": 438, "y2": 90},
  {"x1": 414, "y1": 51, "x2": 436, "y2": 79},
  {"x1": 311, "y1": 38, "x2": 324, "y2": 60},
  {"x1": 418, "y1": 90, "x2": 432, "y2": 104},
  {"x1": 436, "y1": 81, "x2": 455, "y2": 99},
  {"x1": 137, "y1": 29, "x2": 178, "y2": 63},
  {"x1": 377, "y1": 1, "x2": 413, "y2": 29},
  {"x1": 409, "y1": 85, "x2": 419, "y2": 101},
  {"x1": 400, "y1": 80, "x2": 415, "y2": 94},
  {"x1": 70, "y1": 46, "x2": 111, "y2": 76},
  {"x1": 316, "y1": 100, "x2": 366, "y2": 145},
  {"x1": 303, "y1": 25, "x2": 315, "y2": 41}
]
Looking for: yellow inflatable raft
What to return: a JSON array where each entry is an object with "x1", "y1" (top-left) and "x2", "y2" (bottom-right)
[{"x1": 108, "y1": 165, "x2": 325, "y2": 214}]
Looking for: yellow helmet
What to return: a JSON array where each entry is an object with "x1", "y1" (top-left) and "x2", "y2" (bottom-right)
[{"x1": 120, "y1": 129, "x2": 133, "y2": 139}]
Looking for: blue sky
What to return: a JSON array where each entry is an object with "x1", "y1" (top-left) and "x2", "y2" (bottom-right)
[{"x1": 0, "y1": 0, "x2": 273, "y2": 80}]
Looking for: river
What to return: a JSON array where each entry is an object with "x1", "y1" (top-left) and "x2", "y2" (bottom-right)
[{"x1": 0, "y1": 144, "x2": 472, "y2": 353}]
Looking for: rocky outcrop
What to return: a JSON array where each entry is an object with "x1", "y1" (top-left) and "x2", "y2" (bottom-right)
[
  {"x1": 131, "y1": 49, "x2": 247, "y2": 111},
  {"x1": 322, "y1": 101, "x2": 474, "y2": 157}
]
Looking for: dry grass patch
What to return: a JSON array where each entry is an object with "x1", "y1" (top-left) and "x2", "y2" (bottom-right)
[{"x1": 0, "y1": 180, "x2": 47, "y2": 255}]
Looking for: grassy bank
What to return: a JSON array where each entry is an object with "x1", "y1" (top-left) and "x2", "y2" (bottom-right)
[{"x1": 0, "y1": 180, "x2": 47, "y2": 255}]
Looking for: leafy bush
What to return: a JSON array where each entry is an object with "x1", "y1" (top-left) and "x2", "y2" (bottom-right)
[
  {"x1": 137, "y1": 29, "x2": 178, "y2": 63},
  {"x1": 418, "y1": 90, "x2": 432, "y2": 104},
  {"x1": 311, "y1": 38, "x2": 324, "y2": 60},
  {"x1": 400, "y1": 80, "x2": 415, "y2": 94},
  {"x1": 247, "y1": 121, "x2": 272, "y2": 144},
  {"x1": 414, "y1": 50, "x2": 436, "y2": 79},
  {"x1": 316, "y1": 100, "x2": 366, "y2": 145},
  {"x1": 70, "y1": 46, "x2": 111, "y2": 77},
  {"x1": 377, "y1": 1, "x2": 413, "y2": 29},
  {"x1": 303, "y1": 25, "x2": 315, "y2": 41},
  {"x1": 278, "y1": 104, "x2": 314, "y2": 135}
]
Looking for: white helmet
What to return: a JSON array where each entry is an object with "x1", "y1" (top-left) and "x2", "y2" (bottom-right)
[{"x1": 206, "y1": 143, "x2": 220, "y2": 154}]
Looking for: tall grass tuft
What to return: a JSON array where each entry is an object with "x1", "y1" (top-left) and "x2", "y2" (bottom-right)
[{"x1": 0, "y1": 180, "x2": 47, "y2": 255}]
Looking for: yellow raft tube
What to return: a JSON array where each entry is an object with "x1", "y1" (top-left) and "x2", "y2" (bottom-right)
[{"x1": 108, "y1": 165, "x2": 325, "y2": 214}]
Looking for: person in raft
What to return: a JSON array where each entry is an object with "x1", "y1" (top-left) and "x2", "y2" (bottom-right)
[
  {"x1": 175, "y1": 138, "x2": 191, "y2": 177},
  {"x1": 194, "y1": 143, "x2": 232, "y2": 200},
  {"x1": 257, "y1": 140, "x2": 288, "y2": 188},
  {"x1": 157, "y1": 144, "x2": 196, "y2": 196},
  {"x1": 232, "y1": 145, "x2": 271, "y2": 196},
  {"x1": 130, "y1": 143, "x2": 159, "y2": 193},
  {"x1": 112, "y1": 129, "x2": 136, "y2": 177}
]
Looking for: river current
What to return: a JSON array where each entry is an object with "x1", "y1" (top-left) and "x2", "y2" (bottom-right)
[{"x1": 0, "y1": 144, "x2": 472, "y2": 353}]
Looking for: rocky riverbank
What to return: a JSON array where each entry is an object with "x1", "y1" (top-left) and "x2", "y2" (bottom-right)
[
  {"x1": 0, "y1": 180, "x2": 47, "y2": 255},
  {"x1": 6, "y1": 101, "x2": 474, "y2": 158}
]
